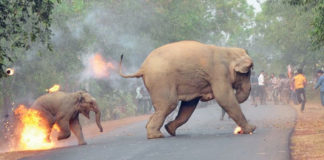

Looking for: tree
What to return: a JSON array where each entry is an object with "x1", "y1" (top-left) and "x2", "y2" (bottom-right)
[
  {"x1": 247, "y1": 0, "x2": 324, "y2": 75},
  {"x1": 0, "y1": 0, "x2": 255, "y2": 119},
  {"x1": 286, "y1": 0, "x2": 324, "y2": 48},
  {"x1": 0, "y1": 0, "x2": 59, "y2": 78}
]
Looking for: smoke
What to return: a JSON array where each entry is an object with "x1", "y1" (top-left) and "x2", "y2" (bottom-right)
[
  {"x1": 80, "y1": 53, "x2": 114, "y2": 81},
  {"x1": 0, "y1": 2, "x2": 164, "y2": 147},
  {"x1": 64, "y1": 2, "x2": 159, "y2": 91},
  {"x1": 66, "y1": 4, "x2": 156, "y2": 59}
]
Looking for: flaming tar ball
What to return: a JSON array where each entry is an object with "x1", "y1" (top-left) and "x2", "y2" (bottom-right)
[{"x1": 6, "y1": 68, "x2": 14, "y2": 76}]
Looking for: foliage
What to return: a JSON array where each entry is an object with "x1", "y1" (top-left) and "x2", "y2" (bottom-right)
[
  {"x1": 0, "y1": 0, "x2": 60, "y2": 78},
  {"x1": 286, "y1": 0, "x2": 324, "y2": 48},
  {"x1": 249, "y1": 0, "x2": 324, "y2": 75},
  {"x1": 1, "y1": 0, "x2": 322, "y2": 121}
]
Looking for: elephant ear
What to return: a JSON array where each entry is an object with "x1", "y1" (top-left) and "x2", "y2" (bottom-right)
[
  {"x1": 77, "y1": 92, "x2": 85, "y2": 103},
  {"x1": 234, "y1": 57, "x2": 253, "y2": 73},
  {"x1": 76, "y1": 92, "x2": 90, "y2": 119},
  {"x1": 230, "y1": 54, "x2": 253, "y2": 83}
]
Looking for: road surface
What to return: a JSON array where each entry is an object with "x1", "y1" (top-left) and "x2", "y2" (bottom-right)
[{"x1": 21, "y1": 103, "x2": 296, "y2": 160}]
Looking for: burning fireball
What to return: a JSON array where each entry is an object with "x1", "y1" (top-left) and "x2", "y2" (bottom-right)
[
  {"x1": 89, "y1": 53, "x2": 115, "y2": 79},
  {"x1": 6, "y1": 68, "x2": 15, "y2": 76},
  {"x1": 233, "y1": 126, "x2": 253, "y2": 135},
  {"x1": 233, "y1": 126, "x2": 243, "y2": 134},
  {"x1": 13, "y1": 105, "x2": 58, "y2": 151},
  {"x1": 46, "y1": 84, "x2": 60, "y2": 93}
]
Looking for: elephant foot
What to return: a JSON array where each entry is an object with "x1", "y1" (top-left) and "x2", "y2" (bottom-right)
[
  {"x1": 164, "y1": 122, "x2": 176, "y2": 136},
  {"x1": 57, "y1": 132, "x2": 71, "y2": 140},
  {"x1": 242, "y1": 124, "x2": 256, "y2": 134},
  {"x1": 147, "y1": 130, "x2": 164, "y2": 139}
]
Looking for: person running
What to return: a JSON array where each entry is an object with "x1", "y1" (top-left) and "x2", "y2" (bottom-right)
[
  {"x1": 314, "y1": 70, "x2": 324, "y2": 106},
  {"x1": 290, "y1": 71, "x2": 299, "y2": 104},
  {"x1": 293, "y1": 69, "x2": 307, "y2": 111},
  {"x1": 258, "y1": 71, "x2": 266, "y2": 105},
  {"x1": 250, "y1": 71, "x2": 258, "y2": 106}
]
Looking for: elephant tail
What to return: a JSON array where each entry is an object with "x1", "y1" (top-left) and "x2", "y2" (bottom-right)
[{"x1": 119, "y1": 54, "x2": 143, "y2": 78}]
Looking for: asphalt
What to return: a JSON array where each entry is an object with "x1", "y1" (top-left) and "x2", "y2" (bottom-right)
[{"x1": 21, "y1": 102, "x2": 296, "y2": 160}]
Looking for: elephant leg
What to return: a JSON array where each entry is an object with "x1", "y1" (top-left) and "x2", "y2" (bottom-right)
[
  {"x1": 42, "y1": 113, "x2": 55, "y2": 142},
  {"x1": 45, "y1": 122, "x2": 54, "y2": 142},
  {"x1": 57, "y1": 119, "x2": 71, "y2": 140},
  {"x1": 145, "y1": 87, "x2": 177, "y2": 139},
  {"x1": 165, "y1": 98, "x2": 199, "y2": 136},
  {"x1": 146, "y1": 102, "x2": 177, "y2": 139},
  {"x1": 212, "y1": 83, "x2": 256, "y2": 134},
  {"x1": 70, "y1": 118, "x2": 86, "y2": 145}
]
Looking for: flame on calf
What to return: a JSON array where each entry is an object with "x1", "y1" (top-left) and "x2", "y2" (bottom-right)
[
  {"x1": 47, "y1": 84, "x2": 60, "y2": 93},
  {"x1": 12, "y1": 105, "x2": 58, "y2": 151}
]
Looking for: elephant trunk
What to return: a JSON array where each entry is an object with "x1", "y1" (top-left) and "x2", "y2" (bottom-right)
[
  {"x1": 235, "y1": 82, "x2": 251, "y2": 103},
  {"x1": 234, "y1": 72, "x2": 251, "y2": 103},
  {"x1": 93, "y1": 102, "x2": 103, "y2": 132}
]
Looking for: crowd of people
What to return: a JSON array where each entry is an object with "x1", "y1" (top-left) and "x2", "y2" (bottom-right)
[
  {"x1": 250, "y1": 68, "x2": 324, "y2": 111},
  {"x1": 133, "y1": 68, "x2": 324, "y2": 115},
  {"x1": 250, "y1": 70, "x2": 291, "y2": 107}
]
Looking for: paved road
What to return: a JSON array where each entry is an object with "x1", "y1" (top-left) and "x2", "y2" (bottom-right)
[{"x1": 22, "y1": 103, "x2": 296, "y2": 160}]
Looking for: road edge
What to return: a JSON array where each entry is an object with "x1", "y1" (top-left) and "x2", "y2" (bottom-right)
[{"x1": 287, "y1": 104, "x2": 298, "y2": 160}]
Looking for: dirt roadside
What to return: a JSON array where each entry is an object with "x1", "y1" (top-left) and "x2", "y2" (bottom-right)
[
  {"x1": 290, "y1": 102, "x2": 324, "y2": 160},
  {"x1": 0, "y1": 114, "x2": 150, "y2": 160}
]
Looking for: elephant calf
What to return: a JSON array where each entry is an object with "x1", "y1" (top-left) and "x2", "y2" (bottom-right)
[
  {"x1": 119, "y1": 40, "x2": 256, "y2": 139},
  {"x1": 31, "y1": 91, "x2": 103, "y2": 145}
]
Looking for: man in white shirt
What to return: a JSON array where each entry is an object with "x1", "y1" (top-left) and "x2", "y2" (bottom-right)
[
  {"x1": 258, "y1": 71, "x2": 266, "y2": 105},
  {"x1": 136, "y1": 86, "x2": 144, "y2": 114}
]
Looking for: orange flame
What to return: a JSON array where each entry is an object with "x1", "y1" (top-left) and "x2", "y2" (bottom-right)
[
  {"x1": 233, "y1": 126, "x2": 243, "y2": 134},
  {"x1": 47, "y1": 84, "x2": 60, "y2": 93},
  {"x1": 53, "y1": 123, "x2": 61, "y2": 132},
  {"x1": 13, "y1": 105, "x2": 58, "y2": 151},
  {"x1": 233, "y1": 126, "x2": 253, "y2": 135},
  {"x1": 6, "y1": 68, "x2": 15, "y2": 76},
  {"x1": 89, "y1": 53, "x2": 115, "y2": 79}
]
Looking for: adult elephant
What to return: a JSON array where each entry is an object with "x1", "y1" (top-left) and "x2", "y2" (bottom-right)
[
  {"x1": 31, "y1": 91, "x2": 103, "y2": 145},
  {"x1": 119, "y1": 41, "x2": 255, "y2": 139}
]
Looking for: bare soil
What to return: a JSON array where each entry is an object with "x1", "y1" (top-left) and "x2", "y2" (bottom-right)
[{"x1": 290, "y1": 102, "x2": 324, "y2": 160}]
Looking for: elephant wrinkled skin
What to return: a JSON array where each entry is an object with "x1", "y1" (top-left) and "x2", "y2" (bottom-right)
[
  {"x1": 31, "y1": 91, "x2": 103, "y2": 145},
  {"x1": 119, "y1": 41, "x2": 256, "y2": 139}
]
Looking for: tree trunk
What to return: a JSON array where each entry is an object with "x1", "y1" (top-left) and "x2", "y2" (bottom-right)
[{"x1": 1, "y1": 79, "x2": 11, "y2": 118}]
